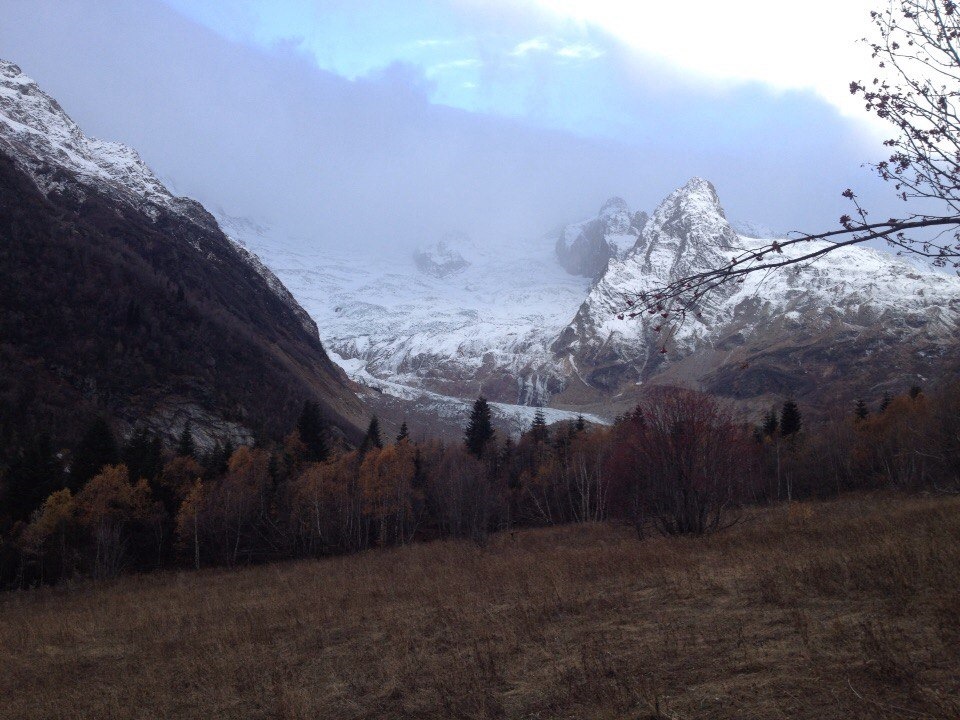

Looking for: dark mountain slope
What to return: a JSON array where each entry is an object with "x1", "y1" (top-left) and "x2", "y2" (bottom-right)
[{"x1": 0, "y1": 150, "x2": 364, "y2": 451}]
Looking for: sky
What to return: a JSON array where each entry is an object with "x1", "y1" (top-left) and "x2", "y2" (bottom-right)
[{"x1": 0, "y1": 0, "x2": 897, "y2": 250}]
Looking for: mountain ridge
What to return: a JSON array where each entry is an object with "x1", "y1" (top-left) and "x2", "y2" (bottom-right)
[
  {"x1": 228, "y1": 176, "x2": 960, "y2": 429},
  {"x1": 0, "y1": 59, "x2": 366, "y2": 449}
]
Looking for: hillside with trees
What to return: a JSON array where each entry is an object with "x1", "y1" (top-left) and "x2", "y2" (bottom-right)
[{"x1": 3, "y1": 379, "x2": 957, "y2": 588}]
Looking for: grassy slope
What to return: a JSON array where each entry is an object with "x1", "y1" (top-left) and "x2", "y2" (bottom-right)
[{"x1": 1, "y1": 493, "x2": 958, "y2": 719}]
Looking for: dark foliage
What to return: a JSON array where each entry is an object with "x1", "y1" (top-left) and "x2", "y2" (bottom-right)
[
  {"x1": 880, "y1": 391, "x2": 893, "y2": 413},
  {"x1": 70, "y1": 417, "x2": 118, "y2": 490},
  {"x1": 854, "y1": 398, "x2": 869, "y2": 421},
  {"x1": 123, "y1": 428, "x2": 163, "y2": 483},
  {"x1": 296, "y1": 401, "x2": 329, "y2": 463},
  {"x1": 0, "y1": 151, "x2": 361, "y2": 457},
  {"x1": 1, "y1": 433, "x2": 62, "y2": 522},
  {"x1": 530, "y1": 408, "x2": 548, "y2": 443},
  {"x1": 464, "y1": 397, "x2": 495, "y2": 458},
  {"x1": 780, "y1": 399, "x2": 802, "y2": 437},
  {"x1": 360, "y1": 415, "x2": 384, "y2": 455},
  {"x1": 176, "y1": 422, "x2": 196, "y2": 459}
]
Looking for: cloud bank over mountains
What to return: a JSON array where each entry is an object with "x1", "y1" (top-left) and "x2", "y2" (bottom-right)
[{"x1": 0, "y1": 0, "x2": 892, "y2": 250}]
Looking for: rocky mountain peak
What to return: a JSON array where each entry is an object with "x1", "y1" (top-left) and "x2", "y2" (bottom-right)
[
  {"x1": 414, "y1": 236, "x2": 472, "y2": 278},
  {"x1": 599, "y1": 196, "x2": 629, "y2": 219},
  {"x1": 0, "y1": 57, "x2": 200, "y2": 221},
  {"x1": 635, "y1": 177, "x2": 738, "y2": 282},
  {"x1": 557, "y1": 197, "x2": 646, "y2": 279}
]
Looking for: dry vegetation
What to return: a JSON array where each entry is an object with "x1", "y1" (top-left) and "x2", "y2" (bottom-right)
[{"x1": 1, "y1": 492, "x2": 959, "y2": 720}]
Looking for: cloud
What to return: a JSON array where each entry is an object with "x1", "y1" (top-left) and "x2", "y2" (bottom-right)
[
  {"x1": 428, "y1": 58, "x2": 482, "y2": 72},
  {"x1": 555, "y1": 43, "x2": 602, "y2": 60},
  {"x1": 510, "y1": 37, "x2": 553, "y2": 56},
  {"x1": 520, "y1": 0, "x2": 878, "y2": 117},
  {"x1": 509, "y1": 36, "x2": 602, "y2": 61},
  {"x1": 0, "y1": 0, "x2": 895, "y2": 255}
]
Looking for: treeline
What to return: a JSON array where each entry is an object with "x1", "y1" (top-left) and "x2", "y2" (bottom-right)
[{"x1": 1, "y1": 383, "x2": 958, "y2": 588}]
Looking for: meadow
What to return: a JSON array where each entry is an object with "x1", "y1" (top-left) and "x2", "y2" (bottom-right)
[{"x1": 2, "y1": 492, "x2": 958, "y2": 720}]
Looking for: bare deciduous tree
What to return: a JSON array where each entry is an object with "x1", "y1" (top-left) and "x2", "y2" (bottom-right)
[
  {"x1": 635, "y1": 0, "x2": 960, "y2": 321},
  {"x1": 608, "y1": 389, "x2": 760, "y2": 536}
]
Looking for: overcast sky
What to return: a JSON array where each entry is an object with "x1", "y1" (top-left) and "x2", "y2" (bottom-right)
[{"x1": 0, "y1": 0, "x2": 895, "y2": 250}]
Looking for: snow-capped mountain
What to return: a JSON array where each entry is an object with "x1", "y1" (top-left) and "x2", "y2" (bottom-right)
[
  {"x1": 229, "y1": 176, "x2": 960, "y2": 426},
  {"x1": 0, "y1": 59, "x2": 366, "y2": 446},
  {"x1": 730, "y1": 219, "x2": 788, "y2": 240},
  {"x1": 8, "y1": 55, "x2": 953, "y2": 436},
  {"x1": 217, "y1": 215, "x2": 604, "y2": 436},
  {"x1": 0, "y1": 60, "x2": 317, "y2": 339},
  {"x1": 554, "y1": 178, "x2": 960, "y2": 408}
]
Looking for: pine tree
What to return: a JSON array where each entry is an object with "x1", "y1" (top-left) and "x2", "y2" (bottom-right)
[
  {"x1": 880, "y1": 391, "x2": 893, "y2": 413},
  {"x1": 575, "y1": 414, "x2": 586, "y2": 432},
  {"x1": 909, "y1": 385, "x2": 923, "y2": 399},
  {"x1": 4, "y1": 433, "x2": 63, "y2": 521},
  {"x1": 530, "y1": 408, "x2": 548, "y2": 443},
  {"x1": 411, "y1": 446, "x2": 427, "y2": 492},
  {"x1": 854, "y1": 398, "x2": 869, "y2": 421},
  {"x1": 465, "y1": 397, "x2": 495, "y2": 458},
  {"x1": 123, "y1": 428, "x2": 163, "y2": 483},
  {"x1": 176, "y1": 421, "x2": 196, "y2": 458},
  {"x1": 296, "y1": 400, "x2": 328, "y2": 462},
  {"x1": 779, "y1": 399, "x2": 802, "y2": 437},
  {"x1": 761, "y1": 408, "x2": 779, "y2": 437},
  {"x1": 396, "y1": 421, "x2": 410, "y2": 444},
  {"x1": 203, "y1": 440, "x2": 234, "y2": 478},
  {"x1": 71, "y1": 417, "x2": 118, "y2": 489},
  {"x1": 360, "y1": 416, "x2": 384, "y2": 455}
]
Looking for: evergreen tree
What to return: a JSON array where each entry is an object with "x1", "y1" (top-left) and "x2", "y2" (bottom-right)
[
  {"x1": 761, "y1": 408, "x2": 779, "y2": 437},
  {"x1": 575, "y1": 414, "x2": 586, "y2": 432},
  {"x1": 465, "y1": 397, "x2": 495, "y2": 458},
  {"x1": 4, "y1": 433, "x2": 63, "y2": 521},
  {"x1": 396, "y1": 421, "x2": 410, "y2": 444},
  {"x1": 71, "y1": 417, "x2": 118, "y2": 489},
  {"x1": 909, "y1": 385, "x2": 924, "y2": 399},
  {"x1": 176, "y1": 421, "x2": 196, "y2": 458},
  {"x1": 854, "y1": 398, "x2": 869, "y2": 421},
  {"x1": 296, "y1": 400, "x2": 328, "y2": 462},
  {"x1": 501, "y1": 436, "x2": 520, "y2": 490},
  {"x1": 530, "y1": 408, "x2": 548, "y2": 443},
  {"x1": 880, "y1": 391, "x2": 893, "y2": 413},
  {"x1": 779, "y1": 399, "x2": 802, "y2": 438},
  {"x1": 123, "y1": 428, "x2": 163, "y2": 483},
  {"x1": 412, "y1": 446, "x2": 427, "y2": 492},
  {"x1": 203, "y1": 439, "x2": 234, "y2": 478},
  {"x1": 360, "y1": 416, "x2": 384, "y2": 454}
]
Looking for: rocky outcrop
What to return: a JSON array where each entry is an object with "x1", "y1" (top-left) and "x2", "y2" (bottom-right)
[
  {"x1": 414, "y1": 237, "x2": 471, "y2": 278},
  {"x1": 555, "y1": 197, "x2": 648, "y2": 279}
]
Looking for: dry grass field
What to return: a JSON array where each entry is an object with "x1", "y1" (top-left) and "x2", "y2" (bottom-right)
[{"x1": 2, "y1": 492, "x2": 959, "y2": 720}]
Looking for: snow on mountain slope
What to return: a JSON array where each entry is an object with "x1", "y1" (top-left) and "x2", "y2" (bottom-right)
[
  {"x1": 0, "y1": 59, "x2": 367, "y2": 445},
  {"x1": 556, "y1": 178, "x2": 960, "y2": 401},
  {"x1": 223, "y1": 175, "x2": 960, "y2": 425},
  {"x1": 328, "y1": 350, "x2": 604, "y2": 438},
  {"x1": 0, "y1": 59, "x2": 319, "y2": 339},
  {"x1": 217, "y1": 215, "x2": 600, "y2": 432},
  {"x1": 730, "y1": 219, "x2": 788, "y2": 239},
  {"x1": 414, "y1": 234, "x2": 472, "y2": 278},
  {"x1": 0, "y1": 60, "x2": 192, "y2": 219}
]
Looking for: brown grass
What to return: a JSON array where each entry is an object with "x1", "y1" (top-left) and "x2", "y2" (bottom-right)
[{"x1": 2, "y1": 492, "x2": 959, "y2": 719}]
